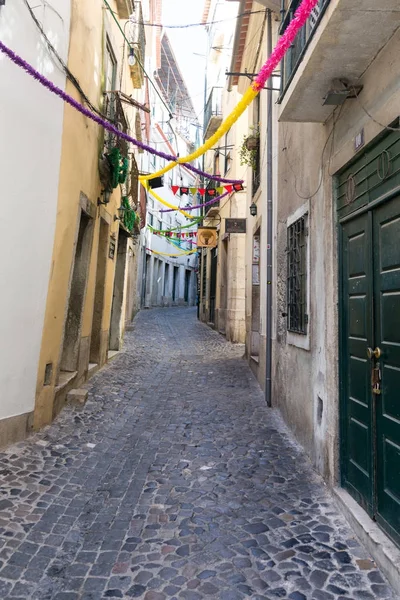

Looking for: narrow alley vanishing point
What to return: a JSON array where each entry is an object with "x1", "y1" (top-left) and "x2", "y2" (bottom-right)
[{"x1": 0, "y1": 309, "x2": 395, "y2": 600}]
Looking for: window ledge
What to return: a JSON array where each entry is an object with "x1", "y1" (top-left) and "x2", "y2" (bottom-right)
[{"x1": 287, "y1": 330, "x2": 310, "y2": 351}]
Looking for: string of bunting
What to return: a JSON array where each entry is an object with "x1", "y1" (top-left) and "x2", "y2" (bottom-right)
[
  {"x1": 172, "y1": 183, "x2": 244, "y2": 196},
  {"x1": 160, "y1": 190, "x2": 230, "y2": 213},
  {"x1": 139, "y1": 0, "x2": 319, "y2": 182},
  {"x1": 150, "y1": 228, "x2": 197, "y2": 239}
]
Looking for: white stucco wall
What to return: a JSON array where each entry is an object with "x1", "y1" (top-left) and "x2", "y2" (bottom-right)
[{"x1": 0, "y1": 0, "x2": 70, "y2": 420}]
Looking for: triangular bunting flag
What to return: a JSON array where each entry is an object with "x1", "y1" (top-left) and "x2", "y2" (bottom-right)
[
  {"x1": 224, "y1": 185, "x2": 233, "y2": 193},
  {"x1": 198, "y1": 188, "x2": 206, "y2": 196},
  {"x1": 180, "y1": 187, "x2": 189, "y2": 195},
  {"x1": 233, "y1": 183, "x2": 244, "y2": 192},
  {"x1": 216, "y1": 187, "x2": 223, "y2": 195},
  {"x1": 207, "y1": 189, "x2": 216, "y2": 197},
  {"x1": 190, "y1": 188, "x2": 197, "y2": 195},
  {"x1": 171, "y1": 185, "x2": 179, "y2": 195}
]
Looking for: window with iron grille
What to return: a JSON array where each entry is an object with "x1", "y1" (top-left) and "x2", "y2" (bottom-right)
[{"x1": 287, "y1": 215, "x2": 308, "y2": 334}]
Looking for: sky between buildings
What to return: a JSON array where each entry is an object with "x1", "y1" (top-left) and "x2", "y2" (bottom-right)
[{"x1": 162, "y1": 0, "x2": 207, "y2": 119}]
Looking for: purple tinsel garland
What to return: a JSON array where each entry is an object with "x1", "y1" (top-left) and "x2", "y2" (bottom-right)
[
  {"x1": 0, "y1": 40, "x2": 243, "y2": 185},
  {"x1": 160, "y1": 190, "x2": 229, "y2": 213}
]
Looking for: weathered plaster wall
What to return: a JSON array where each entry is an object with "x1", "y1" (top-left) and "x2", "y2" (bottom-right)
[
  {"x1": 0, "y1": 0, "x2": 70, "y2": 426},
  {"x1": 274, "y1": 27, "x2": 400, "y2": 484}
]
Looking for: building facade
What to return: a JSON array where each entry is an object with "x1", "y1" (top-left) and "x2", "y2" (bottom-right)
[
  {"x1": 33, "y1": 0, "x2": 148, "y2": 430},
  {"x1": 138, "y1": 33, "x2": 199, "y2": 309},
  {"x1": 274, "y1": 0, "x2": 400, "y2": 558},
  {"x1": 0, "y1": 0, "x2": 71, "y2": 447},
  {"x1": 203, "y1": 0, "x2": 400, "y2": 578},
  {"x1": 198, "y1": 0, "x2": 248, "y2": 343}
]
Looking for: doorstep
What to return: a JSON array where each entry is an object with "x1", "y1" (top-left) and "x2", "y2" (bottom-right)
[
  {"x1": 87, "y1": 363, "x2": 99, "y2": 378},
  {"x1": 107, "y1": 350, "x2": 120, "y2": 362},
  {"x1": 250, "y1": 355, "x2": 260, "y2": 365},
  {"x1": 55, "y1": 371, "x2": 77, "y2": 394},
  {"x1": 334, "y1": 488, "x2": 400, "y2": 596}
]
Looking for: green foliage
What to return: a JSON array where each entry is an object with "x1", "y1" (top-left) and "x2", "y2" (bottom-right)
[{"x1": 239, "y1": 126, "x2": 260, "y2": 170}]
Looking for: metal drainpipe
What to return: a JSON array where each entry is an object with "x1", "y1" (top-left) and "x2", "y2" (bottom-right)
[{"x1": 265, "y1": 9, "x2": 273, "y2": 407}]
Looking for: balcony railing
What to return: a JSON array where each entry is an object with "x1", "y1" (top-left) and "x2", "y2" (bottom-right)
[
  {"x1": 103, "y1": 92, "x2": 129, "y2": 157},
  {"x1": 204, "y1": 87, "x2": 223, "y2": 141},
  {"x1": 280, "y1": 0, "x2": 330, "y2": 96}
]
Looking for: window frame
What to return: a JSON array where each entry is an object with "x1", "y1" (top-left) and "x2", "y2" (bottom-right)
[{"x1": 286, "y1": 201, "x2": 310, "y2": 350}]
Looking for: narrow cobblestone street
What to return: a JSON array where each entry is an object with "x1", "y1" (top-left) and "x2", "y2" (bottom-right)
[{"x1": 0, "y1": 308, "x2": 396, "y2": 600}]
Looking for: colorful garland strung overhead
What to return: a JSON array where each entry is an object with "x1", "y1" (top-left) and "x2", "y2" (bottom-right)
[
  {"x1": 0, "y1": 40, "x2": 242, "y2": 186},
  {"x1": 160, "y1": 190, "x2": 230, "y2": 213},
  {"x1": 147, "y1": 248, "x2": 197, "y2": 257},
  {"x1": 144, "y1": 181, "x2": 195, "y2": 219},
  {"x1": 0, "y1": 0, "x2": 318, "y2": 190},
  {"x1": 139, "y1": 0, "x2": 320, "y2": 182}
]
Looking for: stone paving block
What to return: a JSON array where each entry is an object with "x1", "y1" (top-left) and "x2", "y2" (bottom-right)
[
  {"x1": 0, "y1": 308, "x2": 396, "y2": 599},
  {"x1": 66, "y1": 389, "x2": 89, "y2": 407}
]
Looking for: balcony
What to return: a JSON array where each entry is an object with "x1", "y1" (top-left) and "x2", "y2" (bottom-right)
[
  {"x1": 129, "y1": 1, "x2": 146, "y2": 89},
  {"x1": 115, "y1": 0, "x2": 134, "y2": 19},
  {"x1": 204, "y1": 87, "x2": 223, "y2": 141},
  {"x1": 278, "y1": 0, "x2": 400, "y2": 122}
]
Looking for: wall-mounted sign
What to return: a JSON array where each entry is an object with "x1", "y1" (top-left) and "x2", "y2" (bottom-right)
[
  {"x1": 197, "y1": 227, "x2": 218, "y2": 248},
  {"x1": 225, "y1": 218, "x2": 247, "y2": 234},
  {"x1": 109, "y1": 239, "x2": 116, "y2": 259}
]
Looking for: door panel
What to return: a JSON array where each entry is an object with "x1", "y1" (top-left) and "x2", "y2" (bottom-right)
[
  {"x1": 373, "y1": 197, "x2": 400, "y2": 543},
  {"x1": 340, "y1": 214, "x2": 374, "y2": 511}
]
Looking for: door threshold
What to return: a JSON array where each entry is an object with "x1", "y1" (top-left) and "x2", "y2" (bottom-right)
[
  {"x1": 107, "y1": 350, "x2": 120, "y2": 361},
  {"x1": 250, "y1": 355, "x2": 260, "y2": 365},
  {"x1": 333, "y1": 488, "x2": 400, "y2": 596},
  {"x1": 55, "y1": 371, "x2": 78, "y2": 393},
  {"x1": 87, "y1": 363, "x2": 99, "y2": 377}
]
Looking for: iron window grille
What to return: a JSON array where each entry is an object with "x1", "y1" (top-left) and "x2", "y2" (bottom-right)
[{"x1": 287, "y1": 215, "x2": 308, "y2": 334}]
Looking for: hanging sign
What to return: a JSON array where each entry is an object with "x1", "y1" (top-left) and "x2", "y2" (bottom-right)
[
  {"x1": 197, "y1": 227, "x2": 218, "y2": 248},
  {"x1": 225, "y1": 218, "x2": 247, "y2": 234}
]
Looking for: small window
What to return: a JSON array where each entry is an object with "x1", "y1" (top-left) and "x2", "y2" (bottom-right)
[
  {"x1": 148, "y1": 212, "x2": 154, "y2": 227},
  {"x1": 287, "y1": 214, "x2": 308, "y2": 334},
  {"x1": 158, "y1": 220, "x2": 162, "y2": 230},
  {"x1": 105, "y1": 39, "x2": 117, "y2": 93}
]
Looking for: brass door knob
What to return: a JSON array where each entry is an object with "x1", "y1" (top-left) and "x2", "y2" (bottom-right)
[{"x1": 367, "y1": 347, "x2": 382, "y2": 359}]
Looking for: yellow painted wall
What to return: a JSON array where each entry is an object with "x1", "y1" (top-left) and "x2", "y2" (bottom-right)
[{"x1": 34, "y1": 0, "x2": 138, "y2": 428}]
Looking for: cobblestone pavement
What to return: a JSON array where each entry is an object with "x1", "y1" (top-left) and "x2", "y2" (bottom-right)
[{"x1": 0, "y1": 308, "x2": 396, "y2": 600}]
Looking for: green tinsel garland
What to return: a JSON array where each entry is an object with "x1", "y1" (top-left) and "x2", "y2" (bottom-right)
[
  {"x1": 107, "y1": 148, "x2": 129, "y2": 189},
  {"x1": 121, "y1": 196, "x2": 137, "y2": 232}
]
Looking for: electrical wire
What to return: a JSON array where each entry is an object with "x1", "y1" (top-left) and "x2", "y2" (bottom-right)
[
  {"x1": 132, "y1": 9, "x2": 267, "y2": 29},
  {"x1": 23, "y1": 0, "x2": 111, "y2": 122},
  {"x1": 352, "y1": 88, "x2": 400, "y2": 132},
  {"x1": 282, "y1": 104, "x2": 344, "y2": 200}
]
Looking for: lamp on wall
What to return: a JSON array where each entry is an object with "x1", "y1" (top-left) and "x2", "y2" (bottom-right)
[
  {"x1": 98, "y1": 189, "x2": 111, "y2": 206},
  {"x1": 114, "y1": 205, "x2": 127, "y2": 222},
  {"x1": 128, "y1": 48, "x2": 136, "y2": 67},
  {"x1": 250, "y1": 202, "x2": 257, "y2": 217}
]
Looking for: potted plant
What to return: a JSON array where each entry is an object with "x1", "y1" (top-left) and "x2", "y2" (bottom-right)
[{"x1": 239, "y1": 126, "x2": 260, "y2": 169}]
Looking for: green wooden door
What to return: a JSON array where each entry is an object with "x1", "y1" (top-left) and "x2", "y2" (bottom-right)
[
  {"x1": 373, "y1": 196, "x2": 400, "y2": 544},
  {"x1": 340, "y1": 194, "x2": 400, "y2": 545},
  {"x1": 340, "y1": 213, "x2": 374, "y2": 514}
]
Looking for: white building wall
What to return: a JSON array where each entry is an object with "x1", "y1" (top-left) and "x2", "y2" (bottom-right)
[{"x1": 0, "y1": 0, "x2": 70, "y2": 422}]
